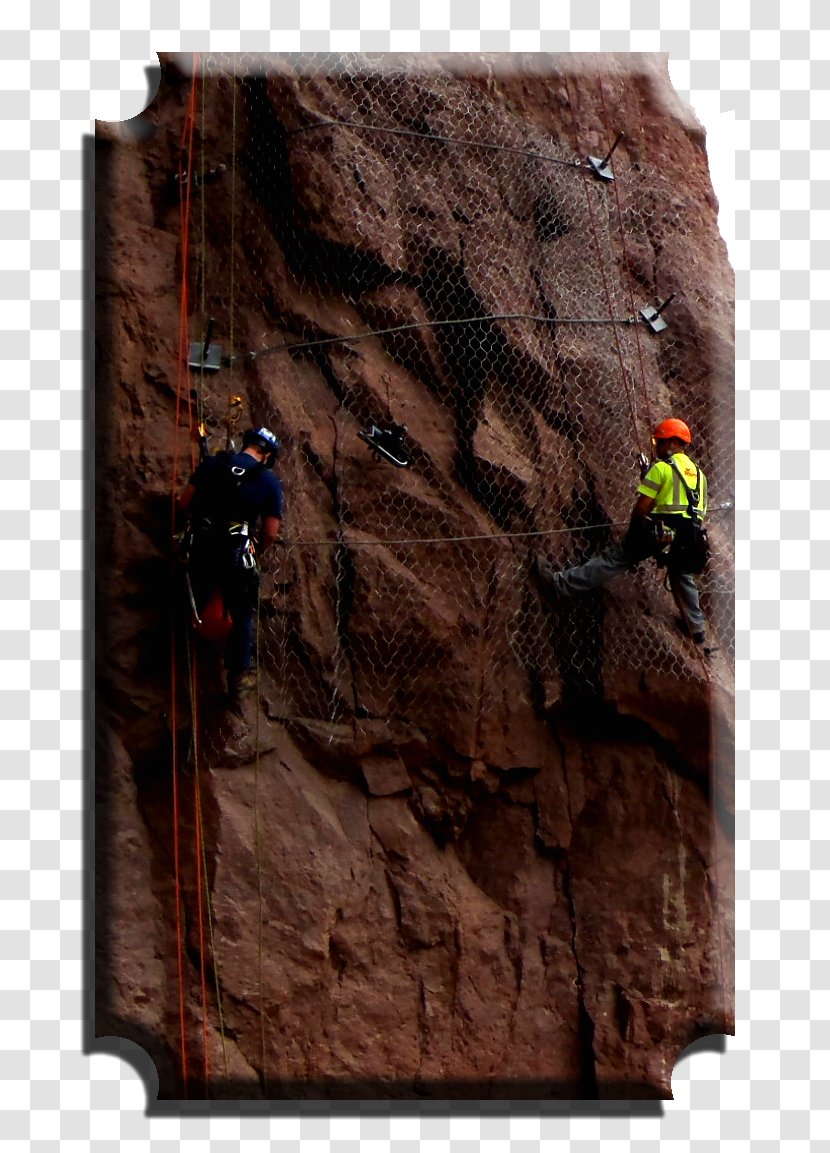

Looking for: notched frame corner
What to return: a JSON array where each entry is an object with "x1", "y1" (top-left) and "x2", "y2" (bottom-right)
[
  {"x1": 93, "y1": 55, "x2": 162, "y2": 141},
  {"x1": 88, "y1": 1030, "x2": 162, "y2": 1110}
]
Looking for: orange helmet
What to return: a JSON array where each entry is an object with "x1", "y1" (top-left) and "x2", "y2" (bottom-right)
[{"x1": 652, "y1": 418, "x2": 691, "y2": 444}]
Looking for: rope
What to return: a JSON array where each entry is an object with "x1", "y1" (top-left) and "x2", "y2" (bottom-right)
[
  {"x1": 187, "y1": 647, "x2": 212, "y2": 1092},
  {"x1": 564, "y1": 74, "x2": 645, "y2": 459},
  {"x1": 288, "y1": 115, "x2": 583, "y2": 171},
  {"x1": 216, "y1": 61, "x2": 270, "y2": 1091},
  {"x1": 169, "y1": 644, "x2": 189, "y2": 1096},
  {"x1": 280, "y1": 522, "x2": 624, "y2": 548},
  {"x1": 235, "y1": 71, "x2": 270, "y2": 1089},
  {"x1": 169, "y1": 51, "x2": 201, "y2": 1096},
  {"x1": 173, "y1": 616, "x2": 233, "y2": 1095},
  {"x1": 271, "y1": 505, "x2": 733, "y2": 551},
  {"x1": 231, "y1": 311, "x2": 643, "y2": 366},
  {"x1": 227, "y1": 56, "x2": 239, "y2": 448},
  {"x1": 185, "y1": 620, "x2": 231, "y2": 1089},
  {"x1": 186, "y1": 62, "x2": 216, "y2": 1097},
  {"x1": 596, "y1": 75, "x2": 654, "y2": 440},
  {"x1": 199, "y1": 74, "x2": 207, "y2": 384},
  {"x1": 252, "y1": 599, "x2": 268, "y2": 1094},
  {"x1": 172, "y1": 51, "x2": 235, "y2": 1098},
  {"x1": 197, "y1": 790, "x2": 231, "y2": 1089}
]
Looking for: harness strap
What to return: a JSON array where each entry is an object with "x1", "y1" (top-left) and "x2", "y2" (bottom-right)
[
  {"x1": 191, "y1": 516, "x2": 249, "y2": 536},
  {"x1": 664, "y1": 455, "x2": 702, "y2": 522}
]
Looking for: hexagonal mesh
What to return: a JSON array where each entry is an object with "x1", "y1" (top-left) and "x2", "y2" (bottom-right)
[{"x1": 179, "y1": 53, "x2": 734, "y2": 744}]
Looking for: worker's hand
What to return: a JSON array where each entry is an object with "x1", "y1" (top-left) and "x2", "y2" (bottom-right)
[{"x1": 171, "y1": 530, "x2": 189, "y2": 561}]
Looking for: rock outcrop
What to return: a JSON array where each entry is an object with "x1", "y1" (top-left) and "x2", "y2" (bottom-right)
[{"x1": 95, "y1": 52, "x2": 734, "y2": 1100}]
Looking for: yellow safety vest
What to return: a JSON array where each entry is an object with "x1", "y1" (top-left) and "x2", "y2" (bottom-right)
[{"x1": 636, "y1": 453, "x2": 708, "y2": 519}]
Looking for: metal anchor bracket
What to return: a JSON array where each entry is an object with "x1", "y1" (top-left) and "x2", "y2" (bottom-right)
[
  {"x1": 587, "y1": 133, "x2": 625, "y2": 181},
  {"x1": 187, "y1": 317, "x2": 222, "y2": 372},
  {"x1": 639, "y1": 294, "x2": 676, "y2": 334}
]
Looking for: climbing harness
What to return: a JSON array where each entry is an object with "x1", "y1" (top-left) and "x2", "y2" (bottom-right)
[{"x1": 663, "y1": 455, "x2": 710, "y2": 576}]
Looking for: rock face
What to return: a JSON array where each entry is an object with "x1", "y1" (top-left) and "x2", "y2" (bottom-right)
[{"x1": 95, "y1": 53, "x2": 734, "y2": 1100}]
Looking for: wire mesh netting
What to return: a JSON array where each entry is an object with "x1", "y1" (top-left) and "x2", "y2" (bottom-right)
[{"x1": 176, "y1": 53, "x2": 734, "y2": 751}]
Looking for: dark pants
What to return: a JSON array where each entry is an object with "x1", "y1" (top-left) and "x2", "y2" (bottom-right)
[
  {"x1": 188, "y1": 534, "x2": 259, "y2": 678},
  {"x1": 555, "y1": 541, "x2": 706, "y2": 634},
  {"x1": 223, "y1": 574, "x2": 258, "y2": 677},
  {"x1": 557, "y1": 516, "x2": 706, "y2": 635}
]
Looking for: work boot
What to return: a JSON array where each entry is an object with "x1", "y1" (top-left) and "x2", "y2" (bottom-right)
[
  {"x1": 227, "y1": 669, "x2": 257, "y2": 701},
  {"x1": 675, "y1": 616, "x2": 705, "y2": 645},
  {"x1": 532, "y1": 553, "x2": 563, "y2": 600}
]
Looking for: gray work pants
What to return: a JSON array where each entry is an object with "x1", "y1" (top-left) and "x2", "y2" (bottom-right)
[{"x1": 556, "y1": 542, "x2": 706, "y2": 634}]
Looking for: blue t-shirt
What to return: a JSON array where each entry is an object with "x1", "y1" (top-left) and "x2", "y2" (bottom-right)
[{"x1": 188, "y1": 451, "x2": 284, "y2": 528}]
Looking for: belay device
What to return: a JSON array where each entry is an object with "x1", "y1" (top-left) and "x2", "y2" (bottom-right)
[{"x1": 358, "y1": 422, "x2": 412, "y2": 468}]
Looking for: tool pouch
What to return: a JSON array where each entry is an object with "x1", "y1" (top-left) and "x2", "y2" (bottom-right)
[
  {"x1": 667, "y1": 516, "x2": 710, "y2": 575},
  {"x1": 622, "y1": 517, "x2": 664, "y2": 565}
]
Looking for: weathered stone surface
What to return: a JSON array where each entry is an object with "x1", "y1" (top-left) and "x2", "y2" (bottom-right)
[
  {"x1": 96, "y1": 53, "x2": 734, "y2": 1100},
  {"x1": 360, "y1": 751, "x2": 411, "y2": 796}
]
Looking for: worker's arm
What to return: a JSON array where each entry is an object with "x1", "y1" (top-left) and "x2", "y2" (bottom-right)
[
  {"x1": 259, "y1": 515, "x2": 282, "y2": 550},
  {"x1": 622, "y1": 493, "x2": 657, "y2": 563},
  {"x1": 629, "y1": 493, "x2": 655, "y2": 523},
  {"x1": 177, "y1": 483, "x2": 197, "y2": 516},
  {"x1": 172, "y1": 483, "x2": 198, "y2": 537}
]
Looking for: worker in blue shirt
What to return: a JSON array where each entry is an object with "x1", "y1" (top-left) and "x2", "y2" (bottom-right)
[{"x1": 178, "y1": 427, "x2": 284, "y2": 699}]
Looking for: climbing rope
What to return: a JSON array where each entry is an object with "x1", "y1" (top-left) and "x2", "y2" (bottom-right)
[
  {"x1": 168, "y1": 647, "x2": 189, "y2": 1096},
  {"x1": 270, "y1": 504, "x2": 733, "y2": 550},
  {"x1": 169, "y1": 50, "x2": 202, "y2": 1096},
  {"x1": 226, "y1": 56, "x2": 240, "y2": 450},
  {"x1": 252, "y1": 598, "x2": 268, "y2": 1094},
  {"x1": 212, "y1": 55, "x2": 270, "y2": 1093},
  {"x1": 230, "y1": 311, "x2": 647, "y2": 366},
  {"x1": 184, "y1": 624, "x2": 232, "y2": 1093},
  {"x1": 564, "y1": 74, "x2": 647, "y2": 462},
  {"x1": 596, "y1": 74, "x2": 654, "y2": 440},
  {"x1": 288, "y1": 114, "x2": 583, "y2": 170},
  {"x1": 186, "y1": 645, "x2": 212, "y2": 1091},
  {"x1": 170, "y1": 52, "x2": 236, "y2": 1097},
  {"x1": 191, "y1": 59, "x2": 217, "y2": 1095}
]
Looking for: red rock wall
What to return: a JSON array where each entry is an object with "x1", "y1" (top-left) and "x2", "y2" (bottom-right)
[{"x1": 95, "y1": 52, "x2": 734, "y2": 1100}]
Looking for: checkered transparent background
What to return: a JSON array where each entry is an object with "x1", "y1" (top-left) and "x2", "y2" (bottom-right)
[{"x1": 1, "y1": 1, "x2": 826, "y2": 1148}]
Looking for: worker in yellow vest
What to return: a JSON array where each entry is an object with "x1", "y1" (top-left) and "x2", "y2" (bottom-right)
[{"x1": 534, "y1": 418, "x2": 710, "y2": 643}]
